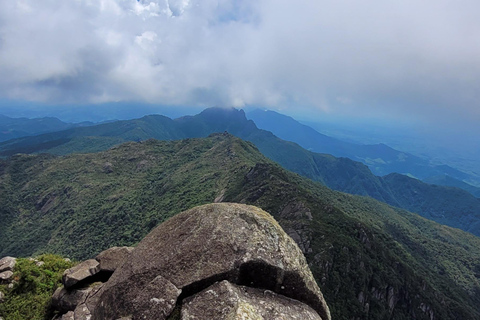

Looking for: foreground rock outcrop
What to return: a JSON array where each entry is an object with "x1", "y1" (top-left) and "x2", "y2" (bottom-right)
[
  {"x1": 0, "y1": 257, "x2": 16, "y2": 285},
  {"x1": 52, "y1": 203, "x2": 330, "y2": 320}
]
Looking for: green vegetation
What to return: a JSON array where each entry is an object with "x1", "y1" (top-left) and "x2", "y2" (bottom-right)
[
  {"x1": 0, "y1": 254, "x2": 74, "y2": 320},
  {"x1": 1, "y1": 107, "x2": 479, "y2": 238},
  {"x1": 1, "y1": 134, "x2": 480, "y2": 319}
]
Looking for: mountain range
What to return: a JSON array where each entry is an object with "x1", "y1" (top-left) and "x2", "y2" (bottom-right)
[
  {"x1": 0, "y1": 107, "x2": 479, "y2": 238},
  {"x1": 0, "y1": 114, "x2": 93, "y2": 142},
  {"x1": 1, "y1": 134, "x2": 480, "y2": 319},
  {"x1": 247, "y1": 109, "x2": 478, "y2": 188}
]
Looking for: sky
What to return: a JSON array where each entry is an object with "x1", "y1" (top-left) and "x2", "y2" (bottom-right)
[{"x1": 0, "y1": 0, "x2": 479, "y2": 132}]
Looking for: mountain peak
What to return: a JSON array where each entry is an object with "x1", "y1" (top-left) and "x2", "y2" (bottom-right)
[{"x1": 199, "y1": 106, "x2": 247, "y2": 120}]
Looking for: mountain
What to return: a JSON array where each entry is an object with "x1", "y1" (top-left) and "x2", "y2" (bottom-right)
[
  {"x1": 424, "y1": 174, "x2": 480, "y2": 198},
  {"x1": 0, "y1": 107, "x2": 479, "y2": 238},
  {"x1": 246, "y1": 109, "x2": 475, "y2": 185},
  {"x1": 0, "y1": 114, "x2": 93, "y2": 142},
  {"x1": 1, "y1": 134, "x2": 480, "y2": 319}
]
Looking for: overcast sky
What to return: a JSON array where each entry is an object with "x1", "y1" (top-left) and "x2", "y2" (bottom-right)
[{"x1": 0, "y1": 0, "x2": 479, "y2": 129}]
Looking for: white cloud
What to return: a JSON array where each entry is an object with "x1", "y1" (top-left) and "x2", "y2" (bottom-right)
[{"x1": 0, "y1": 0, "x2": 479, "y2": 126}]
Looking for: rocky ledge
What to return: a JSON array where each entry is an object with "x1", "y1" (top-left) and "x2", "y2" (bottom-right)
[{"x1": 51, "y1": 203, "x2": 331, "y2": 320}]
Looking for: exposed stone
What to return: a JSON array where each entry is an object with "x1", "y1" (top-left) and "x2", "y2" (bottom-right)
[
  {"x1": 51, "y1": 286, "x2": 91, "y2": 313},
  {"x1": 60, "y1": 311, "x2": 75, "y2": 320},
  {"x1": 74, "y1": 303, "x2": 92, "y2": 320},
  {"x1": 0, "y1": 256, "x2": 16, "y2": 273},
  {"x1": 95, "y1": 246, "x2": 134, "y2": 273},
  {"x1": 0, "y1": 290, "x2": 5, "y2": 303},
  {"x1": 129, "y1": 275, "x2": 180, "y2": 319},
  {"x1": 0, "y1": 271, "x2": 13, "y2": 284},
  {"x1": 76, "y1": 283, "x2": 104, "y2": 319},
  {"x1": 182, "y1": 280, "x2": 322, "y2": 319},
  {"x1": 62, "y1": 259, "x2": 100, "y2": 289},
  {"x1": 91, "y1": 203, "x2": 330, "y2": 320}
]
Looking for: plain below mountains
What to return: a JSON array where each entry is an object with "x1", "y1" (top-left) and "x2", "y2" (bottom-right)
[
  {"x1": 1, "y1": 134, "x2": 480, "y2": 320},
  {"x1": 0, "y1": 107, "x2": 480, "y2": 238}
]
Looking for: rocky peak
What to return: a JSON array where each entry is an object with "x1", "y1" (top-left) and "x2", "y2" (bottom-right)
[{"x1": 51, "y1": 203, "x2": 330, "y2": 320}]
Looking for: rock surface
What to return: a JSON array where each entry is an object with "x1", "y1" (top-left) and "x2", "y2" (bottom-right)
[
  {"x1": 0, "y1": 256, "x2": 16, "y2": 284},
  {"x1": 0, "y1": 271, "x2": 13, "y2": 284},
  {"x1": 50, "y1": 203, "x2": 330, "y2": 320},
  {"x1": 52, "y1": 286, "x2": 94, "y2": 313},
  {"x1": 0, "y1": 256, "x2": 16, "y2": 273},
  {"x1": 90, "y1": 203, "x2": 330, "y2": 320},
  {"x1": 95, "y1": 246, "x2": 133, "y2": 273},
  {"x1": 182, "y1": 280, "x2": 322, "y2": 319},
  {"x1": 60, "y1": 311, "x2": 75, "y2": 320},
  {"x1": 62, "y1": 259, "x2": 100, "y2": 289}
]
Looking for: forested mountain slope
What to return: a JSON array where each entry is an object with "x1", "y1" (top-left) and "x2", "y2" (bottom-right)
[
  {"x1": 1, "y1": 107, "x2": 479, "y2": 237},
  {"x1": 1, "y1": 134, "x2": 480, "y2": 319},
  {"x1": 0, "y1": 114, "x2": 92, "y2": 142}
]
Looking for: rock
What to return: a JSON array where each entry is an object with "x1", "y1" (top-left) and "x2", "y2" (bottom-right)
[
  {"x1": 60, "y1": 311, "x2": 75, "y2": 320},
  {"x1": 72, "y1": 283, "x2": 104, "y2": 320},
  {"x1": 90, "y1": 203, "x2": 330, "y2": 320},
  {"x1": 62, "y1": 259, "x2": 100, "y2": 289},
  {"x1": 0, "y1": 256, "x2": 16, "y2": 273},
  {"x1": 95, "y1": 246, "x2": 133, "y2": 273},
  {"x1": 51, "y1": 286, "x2": 92, "y2": 313},
  {"x1": 0, "y1": 271, "x2": 13, "y2": 284},
  {"x1": 129, "y1": 275, "x2": 180, "y2": 319},
  {"x1": 0, "y1": 290, "x2": 4, "y2": 303},
  {"x1": 182, "y1": 280, "x2": 322, "y2": 319}
]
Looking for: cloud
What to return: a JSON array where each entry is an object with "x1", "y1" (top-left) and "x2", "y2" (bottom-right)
[{"x1": 0, "y1": 0, "x2": 479, "y2": 126}]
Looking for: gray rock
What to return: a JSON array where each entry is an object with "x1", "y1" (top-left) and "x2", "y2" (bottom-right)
[
  {"x1": 92, "y1": 274, "x2": 180, "y2": 320},
  {"x1": 62, "y1": 259, "x2": 100, "y2": 289},
  {"x1": 91, "y1": 203, "x2": 330, "y2": 320},
  {"x1": 182, "y1": 280, "x2": 323, "y2": 319},
  {"x1": 0, "y1": 256, "x2": 16, "y2": 273},
  {"x1": 51, "y1": 286, "x2": 91, "y2": 313},
  {"x1": 0, "y1": 290, "x2": 4, "y2": 303},
  {"x1": 72, "y1": 283, "x2": 104, "y2": 320},
  {"x1": 129, "y1": 275, "x2": 180, "y2": 319},
  {"x1": 60, "y1": 311, "x2": 75, "y2": 320},
  {"x1": 0, "y1": 271, "x2": 13, "y2": 284},
  {"x1": 95, "y1": 246, "x2": 134, "y2": 273},
  {"x1": 74, "y1": 303, "x2": 92, "y2": 320}
]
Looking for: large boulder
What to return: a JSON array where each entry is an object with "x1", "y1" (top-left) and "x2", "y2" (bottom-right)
[
  {"x1": 0, "y1": 257, "x2": 16, "y2": 273},
  {"x1": 52, "y1": 286, "x2": 97, "y2": 313},
  {"x1": 90, "y1": 203, "x2": 330, "y2": 320},
  {"x1": 95, "y1": 246, "x2": 134, "y2": 273},
  {"x1": 62, "y1": 259, "x2": 100, "y2": 289},
  {"x1": 182, "y1": 280, "x2": 322, "y2": 319},
  {"x1": 0, "y1": 256, "x2": 16, "y2": 284},
  {"x1": 0, "y1": 271, "x2": 13, "y2": 284}
]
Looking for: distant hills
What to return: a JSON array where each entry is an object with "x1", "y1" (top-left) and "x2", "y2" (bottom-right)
[
  {"x1": 0, "y1": 107, "x2": 479, "y2": 238},
  {"x1": 247, "y1": 109, "x2": 476, "y2": 186},
  {"x1": 1, "y1": 134, "x2": 480, "y2": 319},
  {"x1": 0, "y1": 114, "x2": 93, "y2": 142},
  {"x1": 424, "y1": 174, "x2": 480, "y2": 198}
]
